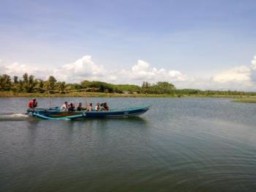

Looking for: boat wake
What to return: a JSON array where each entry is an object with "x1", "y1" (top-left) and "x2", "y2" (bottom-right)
[{"x1": 0, "y1": 113, "x2": 30, "y2": 121}]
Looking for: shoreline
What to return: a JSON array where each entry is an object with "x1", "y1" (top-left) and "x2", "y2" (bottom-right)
[{"x1": 1, "y1": 91, "x2": 256, "y2": 103}]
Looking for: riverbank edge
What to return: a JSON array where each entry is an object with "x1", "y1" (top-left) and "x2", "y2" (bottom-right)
[{"x1": 1, "y1": 91, "x2": 256, "y2": 103}]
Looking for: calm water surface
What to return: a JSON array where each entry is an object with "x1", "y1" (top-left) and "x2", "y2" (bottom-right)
[{"x1": 0, "y1": 97, "x2": 256, "y2": 192}]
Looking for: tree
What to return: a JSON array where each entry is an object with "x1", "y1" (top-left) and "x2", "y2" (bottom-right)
[
  {"x1": 142, "y1": 81, "x2": 150, "y2": 89},
  {"x1": 114, "y1": 84, "x2": 141, "y2": 93},
  {"x1": 141, "y1": 81, "x2": 151, "y2": 93},
  {"x1": 34, "y1": 79, "x2": 45, "y2": 93},
  {"x1": 56, "y1": 81, "x2": 66, "y2": 93},
  {"x1": 22, "y1": 73, "x2": 37, "y2": 93},
  {"x1": 141, "y1": 81, "x2": 175, "y2": 94},
  {"x1": 0, "y1": 74, "x2": 12, "y2": 91},
  {"x1": 81, "y1": 80, "x2": 91, "y2": 88},
  {"x1": 44, "y1": 76, "x2": 57, "y2": 93},
  {"x1": 155, "y1": 81, "x2": 175, "y2": 94},
  {"x1": 48, "y1": 76, "x2": 57, "y2": 90},
  {"x1": 12, "y1": 76, "x2": 19, "y2": 92},
  {"x1": 13, "y1": 76, "x2": 19, "y2": 84}
]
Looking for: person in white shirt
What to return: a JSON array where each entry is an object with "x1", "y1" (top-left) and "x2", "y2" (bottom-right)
[
  {"x1": 61, "y1": 101, "x2": 68, "y2": 111},
  {"x1": 95, "y1": 103, "x2": 100, "y2": 111},
  {"x1": 87, "y1": 103, "x2": 93, "y2": 111}
]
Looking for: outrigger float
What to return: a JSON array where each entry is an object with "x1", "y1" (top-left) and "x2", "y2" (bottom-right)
[{"x1": 27, "y1": 105, "x2": 150, "y2": 120}]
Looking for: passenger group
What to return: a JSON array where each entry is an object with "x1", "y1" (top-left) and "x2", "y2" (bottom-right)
[
  {"x1": 60, "y1": 101, "x2": 109, "y2": 112},
  {"x1": 28, "y1": 98, "x2": 109, "y2": 112}
]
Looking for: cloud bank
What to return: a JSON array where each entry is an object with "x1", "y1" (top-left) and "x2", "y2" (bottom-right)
[
  {"x1": 116, "y1": 60, "x2": 187, "y2": 84},
  {"x1": 0, "y1": 55, "x2": 256, "y2": 91},
  {"x1": 53, "y1": 56, "x2": 105, "y2": 83},
  {"x1": 211, "y1": 55, "x2": 256, "y2": 90}
]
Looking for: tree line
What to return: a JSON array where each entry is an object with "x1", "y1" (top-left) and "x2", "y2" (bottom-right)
[
  {"x1": 0, "y1": 73, "x2": 176, "y2": 94},
  {"x1": 0, "y1": 73, "x2": 255, "y2": 96}
]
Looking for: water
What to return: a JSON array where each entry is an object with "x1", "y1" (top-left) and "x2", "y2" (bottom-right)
[{"x1": 0, "y1": 97, "x2": 256, "y2": 192}]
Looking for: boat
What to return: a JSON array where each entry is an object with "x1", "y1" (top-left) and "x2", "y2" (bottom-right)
[{"x1": 27, "y1": 105, "x2": 150, "y2": 120}]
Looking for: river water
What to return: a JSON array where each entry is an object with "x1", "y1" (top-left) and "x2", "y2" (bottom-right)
[{"x1": 0, "y1": 97, "x2": 255, "y2": 192}]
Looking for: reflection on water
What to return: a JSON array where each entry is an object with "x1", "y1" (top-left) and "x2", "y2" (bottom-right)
[{"x1": 0, "y1": 98, "x2": 256, "y2": 192}]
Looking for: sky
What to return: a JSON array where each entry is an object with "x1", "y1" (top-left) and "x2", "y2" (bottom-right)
[{"x1": 0, "y1": 0, "x2": 256, "y2": 91}]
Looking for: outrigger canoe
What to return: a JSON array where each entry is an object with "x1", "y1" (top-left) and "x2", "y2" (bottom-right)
[{"x1": 27, "y1": 105, "x2": 150, "y2": 120}]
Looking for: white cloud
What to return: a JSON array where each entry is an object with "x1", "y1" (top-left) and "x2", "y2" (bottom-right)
[
  {"x1": 5, "y1": 62, "x2": 35, "y2": 75},
  {"x1": 211, "y1": 55, "x2": 256, "y2": 90},
  {"x1": 124, "y1": 59, "x2": 186, "y2": 84},
  {"x1": 168, "y1": 70, "x2": 186, "y2": 81},
  {"x1": 251, "y1": 56, "x2": 256, "y2": 70},
  {"x1": 130, "y1": 60, "x2": 157, "y2": 80},
  {"x1": 212, "y1": 66, "x2": 251, "y2": 84},
  {"x1": 1, "y1": 54, "x2": 255, "y2": 91},
  {"x1": 0, "y1": 60, "x2": 50, "y2": 79},
  {"x1": 0, "y1": 56, "x2": 106, "y2": 83},
  {"x1": 53, "y1": 55, "x2": 105, "y2": 82},
  {"x1": 63, "y1": 56, "x2": 103, "y2": 75},
  {"x1": 0, "y1": 57, "x2": 186, "y2": 85}
]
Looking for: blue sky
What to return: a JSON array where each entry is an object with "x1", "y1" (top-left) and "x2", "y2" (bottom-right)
[{"x1": 1, "y1": 0, "x2": 256, "y2": 90}]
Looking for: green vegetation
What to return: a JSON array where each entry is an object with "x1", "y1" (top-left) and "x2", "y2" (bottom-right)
[
  {"x1": 0, "y1": 73, "x2": 176, "y2": 96},
  {"x1": 1, "y1": 73, "x2": 256, "y2": 99},
  {"x1": 233, "y1": 97, "x2": 256, "y2": 103}
]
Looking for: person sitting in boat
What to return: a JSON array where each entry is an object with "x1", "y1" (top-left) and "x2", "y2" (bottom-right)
[
  {"x1": 100, "y1": 102, "x2": 109, "y2": 111},
  {"x1": 28, "y1": 98, "x2": 38, "y2": 109},
  {"x1": 68, "y1": 103, "x2": 75, "y2": 112},
  {"x1": 95, "y1": 103, "x2": 100, "y2": 111},
  {"x1": 104, "y1": 102, "x2": 109, "y2": 111},
  {"x1": 87, "y1": 103, "x2": 93, "y2": 111},
  {"x1": 77, "y1": 102, "x2": 84, "y2": 111},
  {"x1": 100, "y1": 103, "x2": 105, "y2": 111},
  {"x1": 61, "y1": 101, "x2": 68, "y2": 111}
]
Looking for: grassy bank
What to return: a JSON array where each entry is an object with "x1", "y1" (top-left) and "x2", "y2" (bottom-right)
[
  {"x1": 0, "y1": 91, "x2": 174, "y2": 98},
  {"x1": 233, "y1": 97, "x2": 256, "y2": 103},
  {"x1": 1, "y1": 91, "x2": 256, "y2": 100}
]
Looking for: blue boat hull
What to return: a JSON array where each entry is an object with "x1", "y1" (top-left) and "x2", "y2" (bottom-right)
[{"x1": 27, "y1": 106, "x2": 150, "y2": 120}]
